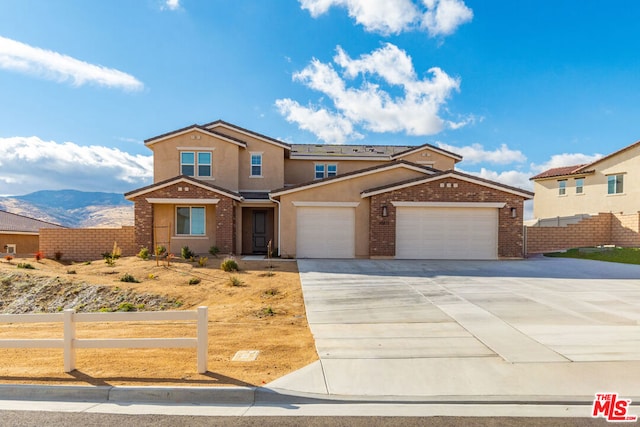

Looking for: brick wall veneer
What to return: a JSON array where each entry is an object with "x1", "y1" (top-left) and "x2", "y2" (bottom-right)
[
  {"x1": 130, "y1": 183, "x2": 236, "y2": 254},
  {"x1": 369, "y1": 177, "x2": 526, "y2": 258}
]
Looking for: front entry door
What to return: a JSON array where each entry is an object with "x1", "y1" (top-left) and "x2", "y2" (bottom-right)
[{"x1": 252, "y1": 210, "x2": 268, "y2": 253}]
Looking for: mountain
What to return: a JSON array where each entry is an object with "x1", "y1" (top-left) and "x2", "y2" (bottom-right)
[{"x1": 0, "y1": 190, "x2": 134, "y2": 228}]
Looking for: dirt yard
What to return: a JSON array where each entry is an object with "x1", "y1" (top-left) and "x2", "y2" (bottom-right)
[{"x1": 0, "y1": 255, "x2": 318, "y2": 387}]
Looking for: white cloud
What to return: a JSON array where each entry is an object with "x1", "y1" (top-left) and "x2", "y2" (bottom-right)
[
  {"x1": 530, "y1": 152, "x2": 603, "y2": 174},
  {"x1": 0, "y1": 36, "x2": 144, "y2": 91},
  {"x1": 422, "y1": 0, "x2": 474, "y2": 37},
  {"x1": 276, "y1": 43, "x2": 470, "y2": 143},
  {"x1": 299, "y1": 0, "x2": 472, "y2": 36},
  {"x1": 467, "y1": 168, "x2": 534, "y2": 191},
  {"x1": 162, "y1": 0, "x2": 180, "y2": 11},
  {"x1": 437, "y1": 142, "x2": 526, "y2": 165},
  {"x1": 0, "y1": 136, "x2": 152, "y2": 195}
]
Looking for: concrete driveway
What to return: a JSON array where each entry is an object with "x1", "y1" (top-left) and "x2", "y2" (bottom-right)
[{"x1": 267, "y1": 256, "x2": 640, "y2": 401}]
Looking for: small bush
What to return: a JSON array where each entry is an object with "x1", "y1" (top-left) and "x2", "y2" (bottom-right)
[
  {"x1": 117, "y1": 302, "x2": 135, "y2": 312},
  {"x1": 34, "y1": 251, "x2": 44, "y2": 261},
  {"x1": 181, "y1": 246, "x2": 195, "y2": 260},
  {"x1": 220, "y1": 258, "x2": 239, "y2": 272},
  {"x1": 111, "y1": 242, "x2": 122, "y2": 259},
  {"x1": 138, "y1": 247, "x2": 150, "y2": 260},
  {"x1": 188, "y1": 277, "x2": 201, "y2": 285},
  {"x1": 197, "y1": 256, "x2": 208, "y2": 267},
  {"x1": 54, "y1": 251, "x2": 63, "y2": 261},
  {"x1": 120, "y1": 273, "x2": 140, "y2": 283},
  {"x1": 67, "y1": 269, "x2": 77, "y2": 275},
  {"x1": 17, "y1": 263, "x2": 35, "y2": 269},
  {"x1": 4, "y1": 255, "x2": 14, "y2": 263},
  {"x1": 98, "y1": 307, "x2": 113, "y2": 312},
  {"x1": 148, "y1": 273, "x2": 156, "y2": 279},
  {"x1": 228, "y1": 276, "x2": 244, "y2": 287},
  {"x1": 263, "y1": 288, "x2": 278, "y2": 296},
  {"x1": 208, "y1": 246, "x2": 220, "y2": 257},
  {"x1": 262, "y1": 306, "x2": 275, "y2": 316},
  {"x1": 155, "y1": 245, "x2": 167, "y2": 257}
]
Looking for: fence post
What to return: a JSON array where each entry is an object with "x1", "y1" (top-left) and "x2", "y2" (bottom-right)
[
  {"x1": 197, "y1": 306, "x2": 208, "y2": 373},
  {"x1": 63, "y1": 309, "x2": 76, "y2": 372}
]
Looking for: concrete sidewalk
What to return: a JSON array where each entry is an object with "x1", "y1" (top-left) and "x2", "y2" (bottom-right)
[{"x1": 267, "y1": 257, "x2": 640, "y2": 402}]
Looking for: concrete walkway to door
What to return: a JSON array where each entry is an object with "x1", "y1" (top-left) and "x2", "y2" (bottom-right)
[{"x1": 267, "y1": 256, "x2": 640, "y2": 402}]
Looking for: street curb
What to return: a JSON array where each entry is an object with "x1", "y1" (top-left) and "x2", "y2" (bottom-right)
[{"x1": 0, "y1": 384, "x2": 256, "y2": 404}]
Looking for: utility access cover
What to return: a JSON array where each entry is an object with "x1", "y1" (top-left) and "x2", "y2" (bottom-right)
[{"x1": 232, "y1": 350, "x2": 260, "y2": 361}]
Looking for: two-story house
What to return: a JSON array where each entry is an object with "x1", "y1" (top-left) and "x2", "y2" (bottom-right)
[
  {"x1": 125, "y1": 120, "x2": 533, "y2": 259},
  {"x1": 530, "y1": 140, "x2": 640, "y2": 220}
]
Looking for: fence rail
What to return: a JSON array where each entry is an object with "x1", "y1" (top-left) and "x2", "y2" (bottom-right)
[{"x1": 0, "y1": 307, "x2": 208, "y2": 373}]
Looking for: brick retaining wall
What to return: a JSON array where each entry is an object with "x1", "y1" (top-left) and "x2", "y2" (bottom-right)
[
  {"x1": 526, "y1": 212, "x2": 640, "y2": 254},
  {"x1": 39, "y1": 226, "x2": 136, "y2": 262}
]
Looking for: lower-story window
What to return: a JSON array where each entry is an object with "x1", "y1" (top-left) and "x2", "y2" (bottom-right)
[{"x1": 176, "y1": 206, "x2": 205, "y2": 235}]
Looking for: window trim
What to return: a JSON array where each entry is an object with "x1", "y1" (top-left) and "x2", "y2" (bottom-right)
[
  {"x1": 250, "y1": 152, "x2": 263, "y2": 178},
  {"x1": 607, "y1": 173, "x2": 624, "y2": 195},
  {"x1": 575, "y1": 177, "x2": 584, "y2": 194},
  {"x1": 558, "y1": 179, "x2": 567, "y2": 196},
  {"x1": 180, "y1": 151, "x2": 213, "y2": 178},
  {"x1": 176, "y1": 206, "x2": 206, "y2": 236}
]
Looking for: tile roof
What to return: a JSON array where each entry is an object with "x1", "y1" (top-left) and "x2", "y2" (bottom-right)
[
  {"x1": 0, "y1": 210, "x2": 65, "y2": 233},
  {"x1": 529, "y1": 165, "x2": 589, "y2": 180}
]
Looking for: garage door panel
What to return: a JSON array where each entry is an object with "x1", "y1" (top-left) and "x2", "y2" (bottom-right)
[
  {"x1": 396, "y1": 207, "x2": 497, "y2": 260},
  {"x1": 297, "y1": 207, "x2": 355, "y2": 258}
]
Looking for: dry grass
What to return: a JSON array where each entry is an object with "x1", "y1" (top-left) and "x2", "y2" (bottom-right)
[{"x1": 0, "y1": 255, "x2": 317, "y2": 387}]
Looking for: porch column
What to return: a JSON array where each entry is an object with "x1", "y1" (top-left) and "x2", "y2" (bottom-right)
[{"x1": 215, "y1": 197, "x2": 236, "y2": 254}]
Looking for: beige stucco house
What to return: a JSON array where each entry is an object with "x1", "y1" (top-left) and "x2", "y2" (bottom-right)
[
  {"x1": 125, "y1": 120, "x2": 533, "y2": 259},
  {"x1": 0, "y1": 210, "x2": 65, "y2": 255},
  {"x1": 530, "y1": 140, "x2": 640, "y2": 220}
]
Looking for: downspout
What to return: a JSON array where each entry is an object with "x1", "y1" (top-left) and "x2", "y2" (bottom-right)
[{"x1": 269, "y1": 195, "x2": 281, "y2": 257}]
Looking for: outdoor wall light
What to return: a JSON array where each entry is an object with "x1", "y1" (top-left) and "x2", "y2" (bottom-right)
[
  {"x1": 511, "y1": 207, "x2": 517, "y2": 218},
  {"x1": 381, "y1": 205, "x2": 388, "y2": 217}
]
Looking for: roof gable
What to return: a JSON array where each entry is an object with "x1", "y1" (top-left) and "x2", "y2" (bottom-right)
[
  {"x1": 391, "y1": 143, "x2": 462, "y2": 162},
  {"x1": 362, "y1": 170, "x2": 534, "y2": 199},
  {"x1": 144, "y1": 125, "x2": 247, "y2": 148},
  {"x1": 203, "y1": 120, "x2": 291, "y2": 150},
  {"x1": 574, "y1": 140, "x2": 640, "y2": 172},
  {"x1": 124, "y1": 175, "x2": 243, "y2": 201}
]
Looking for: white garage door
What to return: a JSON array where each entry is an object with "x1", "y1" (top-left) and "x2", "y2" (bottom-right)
[
  {"x1": 396, "y1": 206, "x2": 498, "y2": 260},
  {"x1": 297, "y1": 207, "x2": 355, "y2": 258}
]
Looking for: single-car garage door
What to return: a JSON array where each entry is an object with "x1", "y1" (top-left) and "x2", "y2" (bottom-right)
[
  {"x1": 396, "y1": 206, "x2": 498, "y2": 260},
  {"x1": 296, "y1": 206, "x2": 355, "y2": 258}
]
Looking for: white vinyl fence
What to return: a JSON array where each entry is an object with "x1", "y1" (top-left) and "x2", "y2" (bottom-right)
[{"x1": 0, "y1": 306, "x2": 208, "y2": 373}]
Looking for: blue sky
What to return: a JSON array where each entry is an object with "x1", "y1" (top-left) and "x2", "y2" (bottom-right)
[{"x1": 1, "y1": 0, "x2": 639, "y2": 216}]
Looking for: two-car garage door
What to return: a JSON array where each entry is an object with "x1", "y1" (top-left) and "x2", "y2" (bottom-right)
[{"x1": 395, "y1": 205, "x2": 499, "y2": 260}]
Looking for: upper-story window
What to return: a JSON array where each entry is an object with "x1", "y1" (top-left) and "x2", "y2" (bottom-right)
[
  {"x1": 575, "y1": 178, "x2": 584, "y2": 194},
  {"x1": 250, "y1": 153, "x2": 262, "y2": 177},
  {"x1": 176, "y1": 206, "x2": 205, "y2": 235},
  {"x1": 607, "y1": 174, "x2": 624, "y2": 194},
  {"x1": 315, "y1": 163, "x2": 337, "y2": 179},
  {"x1": 558, "y1": 180, "x2": 566, "y2": 196},
  {"x1": 180, "y1": 151, "x2": 211, "y2": 178}
]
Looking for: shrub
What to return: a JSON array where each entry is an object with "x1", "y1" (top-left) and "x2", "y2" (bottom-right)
[
  {"x1": 228, "y1": 276, "x2": 244, "y2": 287},
  {"x1": 197, "y1": 256, "x2": 208, "y2": 267},
  {"x1": 188, "y1": 277, "x2": 201, "y2": 285},
  {"x1": 262, "y1": 306, "x2": 275, "y2": 316},
  {"x1": 54, "y1": 251, "x2": 63, "y2": 261},
  {"x1": 117, "y1": 302, "x2": 135, "y2": 312},
  {"x1": 17, "y1": 263, "x2": 35, "y2": 269},
  {"x1": 208, "y1": 245, "x2": 220, "y2": 257},
  {"x1": 4, "y1": 255, "x2": 13, "y2": 263},
  {"x1": 155, "y1": 245, "x2": 167, "y2": 257},
  {"x1": 220, "y1": 258, "x2": 239, "y2": 272},
  {"x1": 181, "y1": 246, "x2": 195, "y2": 260},
  {"x1": 67, "y1": 269, "x2": 77, "y2": 275},
  {"x1": 120, "y1": 273, "x2": 140, "y2": 283},
  {"x1": 111, "y1": 242, "x2": 122, "y2": 259},
  {"x1": 34, "y1": 251, "x2": 44, "y2": 261},
  {"x1": 138, "y1": 247, "x2": 150, "y2": 260}
]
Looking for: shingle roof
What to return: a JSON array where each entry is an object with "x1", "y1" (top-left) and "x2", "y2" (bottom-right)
[{"x1": 0, "y1": 210, "x2": 65, "y2": 233}]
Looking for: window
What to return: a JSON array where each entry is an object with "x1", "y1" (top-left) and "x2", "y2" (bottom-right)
[
  {"x1": 315, "y1": 163, "x2": 337, "y2": 179},
  {"x1": 250, "y1": 153, "x2": 262, "y2": 177},
  {"x1": 575, "y1": 178, "x2": 584, "y2": 194},
  {"x1": 5, "y1": 244, "x2": 16, "y2": 254},
  {"x1": 558, "y1": 180, "x2": 566, "y2": 196},
  {"x1": 176, "y1": 206, "x2": 205, "y2": 235},
  {"x1": 607, "y1": 174, "x2": 624, "y2": 194},
  {"x1": 180, "y1": 151, "x2": 211, "y2": 178}
]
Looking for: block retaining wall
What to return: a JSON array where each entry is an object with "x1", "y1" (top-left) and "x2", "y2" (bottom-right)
[{"x1": 39, "y1": 226, "x2": 136, "y2": 262}]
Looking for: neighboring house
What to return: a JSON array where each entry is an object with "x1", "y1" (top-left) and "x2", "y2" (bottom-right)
[
  {"x1": 530, "y1": 140, "x2": 640, "y2": 219},
  {"x1": 0, "y1": 210, "x2": 65, "y2": 255},
  {"x1": 125, "y1": 120, "x2": 533, "y2": 259}
]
